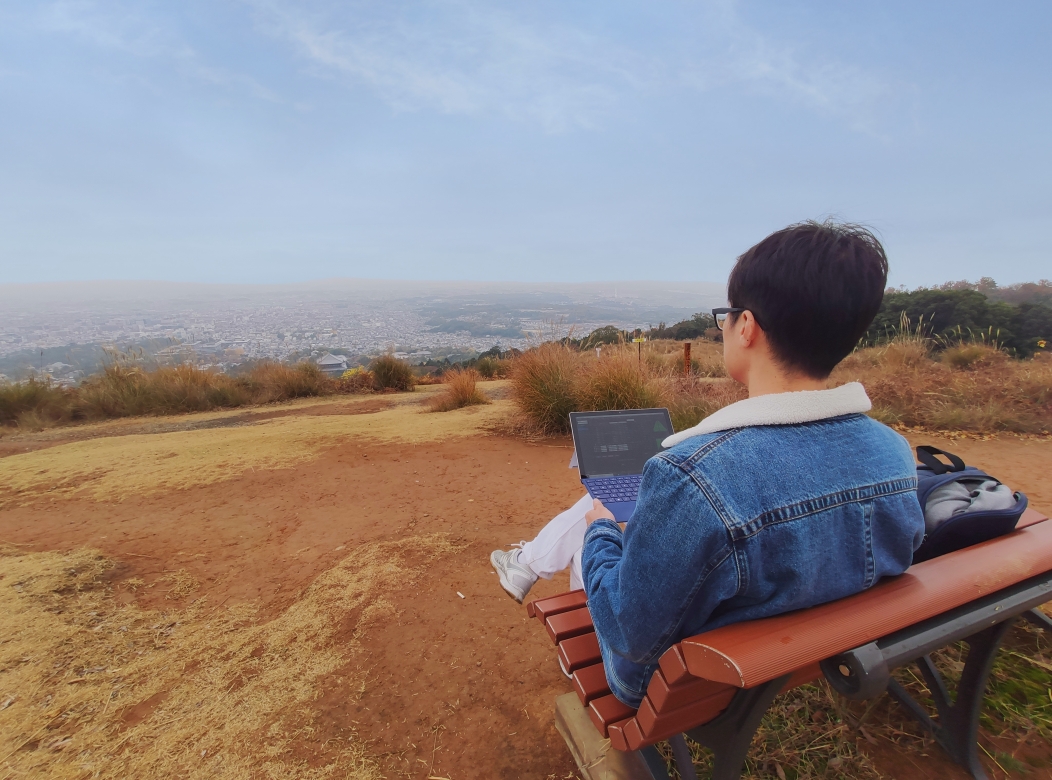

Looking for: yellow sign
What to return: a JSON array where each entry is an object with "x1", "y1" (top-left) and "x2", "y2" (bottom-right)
[{"x1": 632, "y1": 337, "x2": 646, "y2": 343}]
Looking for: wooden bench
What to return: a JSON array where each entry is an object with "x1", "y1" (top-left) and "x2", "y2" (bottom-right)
[{"x1": 527, "y1": 507, "x2": 1052, "y2": 780}]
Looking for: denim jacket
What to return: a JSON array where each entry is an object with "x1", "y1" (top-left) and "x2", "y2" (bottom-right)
[{"x1": 581, "y1": 383, "x2": 924, "y2": 707}]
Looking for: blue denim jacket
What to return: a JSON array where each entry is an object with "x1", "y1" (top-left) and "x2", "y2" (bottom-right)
[{"x1": 581, "y1": 413, "x2": 924, "y2": 707}]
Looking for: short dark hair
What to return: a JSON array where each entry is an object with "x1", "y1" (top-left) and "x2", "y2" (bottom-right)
[{"x1": 727, "y1": 220, "x2": 888, "y2": 379}]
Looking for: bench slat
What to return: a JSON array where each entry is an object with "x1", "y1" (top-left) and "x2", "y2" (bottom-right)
[
  {"x1": 588, "y1": 694, "x2": 638, "y2": 737},
  {"x1": 781, "y1": 663, "x2": 822, "y2": 692},
  {"x1": 633, "y1": 687, "x2": 738, "y2": 748},
  {"x1": 527, "y1": 589, "x2": 588, "y2": 621},
  {"x1": 679, "y1": 521, "x2": 1052, "y2": 688},
  {"x1": 559, "y1": 632, "x2": 601, "y2": 674},
  {"x1": 609, "y1": 717, "x2": 644, "y2": 752},
  {"x1": 646, "y1": 669, "x2": 734, "y2": 712},
  {"x1": 546, "y1": 606, "x2": 594, "y2": 644},
  {"x1": 657, "y1": 643, "x2": 692, "y2": 686},
  {"x1": 572, "y1": 663, "x2": 611, "y2": 705}
]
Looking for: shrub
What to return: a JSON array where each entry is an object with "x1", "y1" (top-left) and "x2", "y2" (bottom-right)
[
  {"x1": 667, "y1": 377, "x2": 747, "y2": 432},
  {"x1": 475, "y1": 356, "x2": 509, "y2": 379},
  {"x1": 370, "y1": 355, "x2": 415, "y2": 391},
  {"x1": 413, "y1": 371, "x2": 443, "y2": 386},
  {"x1": 577, "y1": 356, "x2": 665, "y2": 412},
  {"x1": 339, "y1": 366, "x2": 375, "y2": 392},
  {"x1": 510, "y1": 343, "x2": 580, "y2": 434},
  {"x1": 0, "y1": 355, "x2": 397, "y2": 429},
  {"x1": 428, "y1": 368, "x2": 490, "y2": 412},
  {"x1": 832, "y1": 343, "x2": 1052, "y2": 433},
  {"x1": 0, "y1": 379, "x2": 75, "y2": 427},
  {"x1": 240, "y1": 362, "x2": 330, "y2": 403},
  {"x1": 75, "y1": 363, "x2": 251, "y2": 418},
  {"x1": 941, "y1": 343, "x2": 1007, "y2": 370}
]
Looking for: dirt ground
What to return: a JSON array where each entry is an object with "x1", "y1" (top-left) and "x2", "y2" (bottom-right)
[{"x1": 1, "y1": 390, "x2": 1050, "y2": 779}]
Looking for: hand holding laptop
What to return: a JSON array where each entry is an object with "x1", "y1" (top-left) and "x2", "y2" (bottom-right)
[{"x1": 585, "y1": 498, "x2": 616, "y2": 526}]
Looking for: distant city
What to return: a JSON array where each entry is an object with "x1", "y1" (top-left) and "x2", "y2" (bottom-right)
[{"x1": 0, "y1": 280, "x2": 726, "y2": 384}]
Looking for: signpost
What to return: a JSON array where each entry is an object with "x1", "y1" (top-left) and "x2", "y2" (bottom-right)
[{"x1": 633, "y1": 336, "x2": 645, "y2": 365}]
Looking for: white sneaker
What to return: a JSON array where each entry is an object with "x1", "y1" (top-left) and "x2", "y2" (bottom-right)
[{"x1": 490, "y1": 547, "x2": 538, "y2": 603}]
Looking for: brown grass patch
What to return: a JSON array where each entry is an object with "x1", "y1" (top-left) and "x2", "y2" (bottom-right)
[
  {"x1": 0, "y1": 362, "x2": 379, "y2": 431},
  {"x1": 834, "y1": 339, "x2": 1052, "y2": 434},
  {"x1": 0, "y1": 535, "x2": 461, "y2": 778},
  {"x1": 427, "y1": 369, "x2": 490, "y2": 412},
  {"x1": 0, "y1": 396, "x2": 515, "y2": 503},
  {"x1": 508, "y1": 337, "x2": 1052, "y2": 438}
]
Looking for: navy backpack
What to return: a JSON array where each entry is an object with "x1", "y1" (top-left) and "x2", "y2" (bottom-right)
[{"x1": 913, "y1": 446, "x2": 1028, "y2": 564}]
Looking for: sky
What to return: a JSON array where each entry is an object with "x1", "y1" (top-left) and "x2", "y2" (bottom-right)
[{"x1": 1, "y1": 1, "x2": 1050, "y2": 287}]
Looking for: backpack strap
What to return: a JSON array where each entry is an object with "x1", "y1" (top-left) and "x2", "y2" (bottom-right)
[{"x1": 916, "y1": 446, "x2": 966, "y2": 475}]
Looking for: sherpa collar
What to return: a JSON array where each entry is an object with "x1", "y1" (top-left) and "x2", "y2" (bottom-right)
[{"x1": 661, "y1": 382, "x2": 872, "y2": 448}]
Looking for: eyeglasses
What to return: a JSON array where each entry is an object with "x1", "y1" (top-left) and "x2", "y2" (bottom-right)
[{"x1": 711, "y1": 307, "x2": 748, "y2": 331}]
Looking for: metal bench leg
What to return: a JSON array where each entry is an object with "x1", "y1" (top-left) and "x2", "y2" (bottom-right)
[
  {"x1": 1023, "y1": 607, "x2": 1052, "y2": 632},
  {"x1": 682, "y1": 673, "x2": 791, "y2": 780},
  {"x1": 629, "y1": 736, "x2": 698, "y2": 780},
  {"x1": 886, "y1": 619, "x2": 1015, "y2": 780}
]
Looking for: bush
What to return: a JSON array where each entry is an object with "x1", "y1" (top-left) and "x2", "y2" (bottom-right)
[
  {"x1": 475, "y1": 356, "x2": 509, "y2": 379},
  {"x1": 239, "y1": 362, "x2": 330, "y2": 403},
  {"x1": 833, "y1": 338, "x2": 1052, "y2": 433},
  {"x1": 339, "y1": 366, "x2": 375, "y2": 392},
  {"x1": 666, "y1": 377, "x2": 747, "y2": 432},
  {"x1": 0, "y1": 358, "x2": 380, "y2": 429},
  {"x1": 0, "y1": 379, "x2": 75, "y2": 427},
  {"x1": 941, "y1": 343, "x2": 1007, "y2": 370},
  {"x1": 370, "y1": 355, "x2": 415, "y2": 391},
  {"x1": 510, "y1": 343, "x2": 580, "y2": 434},
  {"x1": 428, "y1": 368, "x2": 490, "y2": 412},
  {"x1": 577, "y1": 356, "x2": 665, "y2": 412},
  {"x1": 76, "y1": 363, "x2": 253, "y2": 418}
]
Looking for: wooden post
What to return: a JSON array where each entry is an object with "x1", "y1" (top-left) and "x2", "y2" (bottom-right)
[{"x1": 684, "y1": 342, "x2": 691, "y2": 377}]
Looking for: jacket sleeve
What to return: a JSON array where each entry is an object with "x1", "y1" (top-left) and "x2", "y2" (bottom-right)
[{"x1": 581, "y1": 455, "x2": 739, "y2": 664}]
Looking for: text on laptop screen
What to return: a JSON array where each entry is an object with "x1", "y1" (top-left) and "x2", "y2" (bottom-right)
[{"x1": 572, "y1": 410, "x2": 672, "y2": 477}]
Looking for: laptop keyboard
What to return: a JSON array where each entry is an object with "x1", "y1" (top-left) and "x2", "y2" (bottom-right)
[{"x1": 584, "y1": 474, "x2": 643, "y2": 503}]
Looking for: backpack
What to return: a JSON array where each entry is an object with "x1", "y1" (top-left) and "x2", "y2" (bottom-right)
[{"x1": 913, "y1": 446, "x2": 1027, "y2": 564}]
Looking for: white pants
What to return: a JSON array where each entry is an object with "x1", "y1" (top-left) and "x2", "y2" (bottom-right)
[{"x1": 516, "y1": 493, "x2": 593, "y2": 591}]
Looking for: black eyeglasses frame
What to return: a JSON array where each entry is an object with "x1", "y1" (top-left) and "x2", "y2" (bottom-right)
[{"x1": 711, "y1": 307, "x2": 749, "y2": 331}]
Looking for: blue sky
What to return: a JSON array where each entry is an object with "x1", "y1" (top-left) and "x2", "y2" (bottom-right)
[{"x1": 1, "y1": 1, "x2": 1049, "y2": 286}]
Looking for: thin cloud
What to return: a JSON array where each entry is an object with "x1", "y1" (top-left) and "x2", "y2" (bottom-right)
[
  {"x1": 245, "y1": 0, "x2": 650, "y2": 132},
  {"x1": 33, "y1": 1, "x2": 281, "y2": 103},
  {"x1": 247, "y1": 1, "x2": 897, "y2": 135}
]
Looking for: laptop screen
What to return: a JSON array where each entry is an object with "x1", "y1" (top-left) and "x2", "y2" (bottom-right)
[{"x1": 569, "y1": 408, "x2": 673, "y2": 478}]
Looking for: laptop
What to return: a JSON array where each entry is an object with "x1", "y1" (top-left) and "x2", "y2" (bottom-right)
[{"x1": 568, "y1": 408, "x2": 673, "y2": 522}]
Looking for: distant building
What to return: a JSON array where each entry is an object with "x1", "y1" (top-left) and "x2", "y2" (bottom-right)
[{"x1": 316, "y1": 353, "x2": 349, "y2": 376}]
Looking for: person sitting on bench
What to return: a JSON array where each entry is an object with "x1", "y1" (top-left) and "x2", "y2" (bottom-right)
[{"x1": 490, "y1": 220, "x2": 926, "y2": 707}]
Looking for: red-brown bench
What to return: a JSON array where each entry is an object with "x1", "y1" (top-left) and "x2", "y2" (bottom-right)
[{"x1": 528, "y1": 507, "x2": 1052, "y2": 780}]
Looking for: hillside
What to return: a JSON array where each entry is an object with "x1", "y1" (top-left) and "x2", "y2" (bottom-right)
[{"x1": 1, "y1": 383, "x2": 1050, "y2": 779}]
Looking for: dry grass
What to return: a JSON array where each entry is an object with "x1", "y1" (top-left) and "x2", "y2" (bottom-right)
[
  {"x1": 0, "y1": 394, "x2": 515, "y2": 504},
  {"x1": 369, "y1": 356, "x2": 415, "y2": 391},
  {"x1": 508, "y1": 336, "x2": 1052, "y2": 438},
  {"x1": 576, "y1": 355, "x2": 666, "y2": 412},
  {"x1": 427, "y1": 368, "x2": 490, "y2": 412},
  {"x1": 0, "y1": 362, "x2": 375, "y2": 431},
  {"x1": 0, "y1": 535, "x2": 461, "y2": 778},
  {"x1": 834, "y1": 340, "x2": 1052, "y2": 434},
  {"x1": 509, "y1": 343, "x2": 581, "y2": 434}
]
